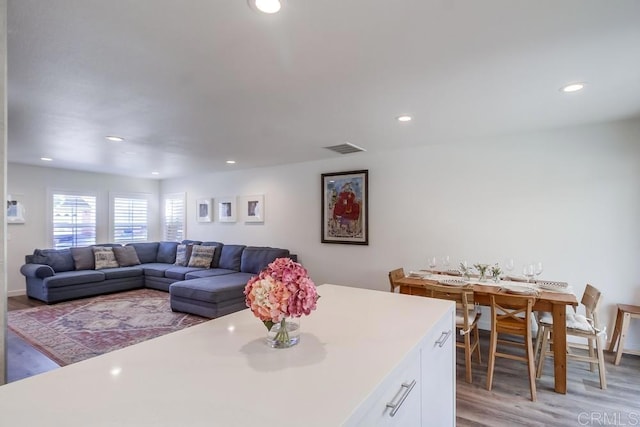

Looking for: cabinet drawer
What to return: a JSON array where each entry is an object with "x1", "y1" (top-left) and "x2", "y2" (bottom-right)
[
  {"x1": 421, "y1": 307, "x2": 455, "y2": 426},
  {"x1": 349, "y1": 351, "x2": 421, "y2": 426}
]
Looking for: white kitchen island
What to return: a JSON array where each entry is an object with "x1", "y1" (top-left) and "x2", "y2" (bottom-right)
[{"x1": 0, "y1": 284, "x2": 455, "y2": 426}]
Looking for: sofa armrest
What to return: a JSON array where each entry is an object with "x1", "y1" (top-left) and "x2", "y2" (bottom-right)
[{"x1": 20, "y1": 263, "x2": 55, "y2": 279}]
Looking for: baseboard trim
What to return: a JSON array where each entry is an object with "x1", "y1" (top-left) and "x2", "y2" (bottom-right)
[{"x1": 8, "y1": 289, "x2": 26, "y2": 297}]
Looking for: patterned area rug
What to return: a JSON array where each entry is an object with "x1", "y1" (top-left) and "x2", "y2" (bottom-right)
[{"x1": 8, "y1": 289, "x2": 208, "y2": 366}]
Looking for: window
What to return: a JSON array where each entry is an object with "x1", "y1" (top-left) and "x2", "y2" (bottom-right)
[
  {"x1": 52, "y1": 192, "x2": 97, "y2": 248},
  {"x1": 111, "y1": 195, "x2": 149, "y2": 243},
  {"x1": 163, "y1": 193, "x2": 185, "y2": 242}
]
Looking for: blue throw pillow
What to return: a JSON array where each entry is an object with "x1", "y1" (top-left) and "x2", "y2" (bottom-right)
[{"x1": 32, "y1": 248, "x2": 75, "y2": 272}]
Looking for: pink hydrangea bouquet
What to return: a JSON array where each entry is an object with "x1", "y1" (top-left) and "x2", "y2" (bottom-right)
[{"x1": 244, "y1": 258, "x2": 319, "y2": 347}]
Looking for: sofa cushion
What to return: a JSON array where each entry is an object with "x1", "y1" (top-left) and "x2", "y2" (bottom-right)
[
  {"x1": 165, "y1": 266, "x2": 206, "y2": 280},
  {"x1": 187, "y1": 245, "x2": 216, "y2": 268},
  {"x1": 157, "y1": 242, "x2": 179, "y2": 264},
  {"x1": 202, "y1": 241, "x2": 224, "y2": 267},
  {"x1": 184, "y1": 268, "x2": 238, "y2": 280},
  {"x1": 240, "y1": 247, "x2": 291, "y2": 274},
  {"x1": 42, "y1": 270, "x2": 105, "y2": 289},
  {"x1": 70, "y1": 246, "x2": 95, "y2": 270},
  {"x1": 218, "y1": 245, "x2": 246, "y2": 271},
  {"x1": 94, "y1": 243, "x2": 123, "y2": 248},
  {"x1": 174, "y1": 244, "x2": 194, "y2": 267},
  {"x1": 32, "y1": 248, "x2": 75, "y2": 273},
  {"x1": 101, "y1": 266, "x2": 144, "y2": 280},
  {"x1": 113, "y1": 246, "x2": 142, "y2": 267},
  {"x1": 126, "y1": 242, "x2": 159, "y2": 264},
  {"x1": 170, "y1": 273, "x2": 254, "y2": 303},
  {"x1": 141, "y1": 263, "x2": 175, "y2": 277},
  {"x1": 93, "y1": 247, "x2": 119, "y2": 269}
]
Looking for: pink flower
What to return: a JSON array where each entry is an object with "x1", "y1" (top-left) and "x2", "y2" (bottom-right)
[{"x1": 244, "y1": 258, "x2": 318, "y2": 325}]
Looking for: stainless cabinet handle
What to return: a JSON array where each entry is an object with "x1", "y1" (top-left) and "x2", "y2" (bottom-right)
[
  {"x1": 435, "y1": 330, "x2": 452, "y2": 347},
  {"x1": 386, "y1": 379, "x2": 417, "y2": 417}
]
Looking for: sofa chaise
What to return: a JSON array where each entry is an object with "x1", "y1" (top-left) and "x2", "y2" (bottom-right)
[{"x1": 20, "y1": 240, "x2": 292, "y2": 318}]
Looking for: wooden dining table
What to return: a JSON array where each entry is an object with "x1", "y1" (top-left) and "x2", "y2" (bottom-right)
[{"x1": 395, "y1": 274, "x2": 579, "y2": 394}]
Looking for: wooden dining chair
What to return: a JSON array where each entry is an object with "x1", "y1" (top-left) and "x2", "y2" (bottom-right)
[
  {"x1": 388, "y1": 268, "x2": 405, "y2": 293},
  {"x1": 536, "y1": 284, "x2": 606, "y2": 389},
  {"x1": 423, "y1": 283, "x2": 481, "y2": 383},
  {"x1": 486, "y1": 293, "x2": 537, "y2": 401}
]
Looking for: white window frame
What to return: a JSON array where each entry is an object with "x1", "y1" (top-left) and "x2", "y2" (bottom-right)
[
  {"x1": 109, "y1": 192, "x2": 152, "y2": 244},
  {"x1": 49, "y1": 189, "x2": 98, "y2": 248},
  {"x1": 162, "y1": 192, "x2": 186, "y2": 242}
]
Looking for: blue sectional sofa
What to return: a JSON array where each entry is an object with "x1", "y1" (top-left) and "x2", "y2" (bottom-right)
[{"x1": 20, "y1": 241, "x2": 292, "y2": 318}]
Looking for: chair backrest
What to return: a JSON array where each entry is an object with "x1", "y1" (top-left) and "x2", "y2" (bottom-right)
[
  {"x1": 422, "y1": 283, "x2": 475, "y2": 327},
  {"x1": 581, "y1": 284, "x2": 603, "y2": 330},
  {"x1": 490, "y1": 294, "x2": 536, "y2": 336},
  {"x1": 388, "y1": 268, "x2": 405, "y2": 292}
]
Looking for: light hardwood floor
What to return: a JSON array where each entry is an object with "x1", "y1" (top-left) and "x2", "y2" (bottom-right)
[{"x1": 7, "y1": 296, "x2": 640, "y2": 425}]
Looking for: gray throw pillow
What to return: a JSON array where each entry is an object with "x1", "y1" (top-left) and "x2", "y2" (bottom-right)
[
  {"x1": 70, "y1": 246, "x2": 95, "y2": 270},
  {"x1": 93, "y1": 247, "x2": 119, "y2": 269},
  {"x1": 113, "y1": 246, "x2": 141, "y2": 267},
  {"x1": 187, "y1": 245, "x2": 216, "y2": 269},
  {"x1": 174, "y1": 244, "x2": 194, "y2": 266}
]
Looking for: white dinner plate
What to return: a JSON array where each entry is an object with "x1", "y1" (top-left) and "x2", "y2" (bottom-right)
[
  {"x1": 502, "y1": 284, "x2": 538, "y2": 295},
  {"x1": 438, "y1": 279, "x2": 468, "y2": 287},
  {"x1": 408, "y1": 270, "x2": 429, "y2": 278},
  {"x1": 506, "y1": 275, "x2": 530, "y2": 283}
]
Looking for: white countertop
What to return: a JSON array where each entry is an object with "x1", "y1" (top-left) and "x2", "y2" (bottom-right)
[{"x1": 0, "y1": 284, "x2": 453, "y2": 426}]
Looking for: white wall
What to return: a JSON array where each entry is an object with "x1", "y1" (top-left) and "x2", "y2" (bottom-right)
[
  {"x1": 162, "y1": 118, "x2": 640, "y2": 350},
  {"x1": 7, "y1": 164, "x2": 161, "y2": 296}
]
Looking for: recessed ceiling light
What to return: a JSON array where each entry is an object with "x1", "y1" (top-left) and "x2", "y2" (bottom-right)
[
  {"x1": 226, "y1": 160, "x2": 236, "y2": 164},
  {"x1": 40, "y1": 157, "x2": 53, "y2": 161},
  {"x1": 106, "y1": 136, "x2": 125, "y2": 142},
  {"x1": 151, "y1": 171, "x2": 160, "y2": 175},
  {"x1": 397, "y1": 115, "x2": 412, "y2": 122},
  {"x1": 561, "y1": 83, "x2": 585, "y2": 93},
  {"x1": 249, "y1": 0, "x2": 281, "y2": 14}
]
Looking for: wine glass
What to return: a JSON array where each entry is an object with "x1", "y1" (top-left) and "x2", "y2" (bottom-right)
[
  {"x1": 523, "y1": 264, "x2": 535, "y2": 283},
  {"x1": 441, "y1": 255, "x2": 451, "y2": 271},
  {"x1": 428, "y1": 256, "x2": 437, "y2": 272},
  {"x1": 504, "y1": 258, "x2": 514, "y2": 278},
  {"x1": 534, "y1": 262, "x2": 544, "y2": 281}
]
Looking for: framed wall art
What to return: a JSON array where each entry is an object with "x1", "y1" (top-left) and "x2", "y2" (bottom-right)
[
  {"x1": 321, "y1": 170, "x2": 368, "y2": 245},
  {"x1": 7, "y1": 194, "x2": 26, "y2": 224},
  {"x1": 196, "y1": 198, "x2": 212, "y2": 222},
  {"x1": 240, "y1": 195, "x2": 264, "y2": 223},
  {"x1": 217, "y1": 197, "x2": 236, "y2": 223}
]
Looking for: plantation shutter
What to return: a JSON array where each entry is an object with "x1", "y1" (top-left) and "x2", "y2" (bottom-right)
[
  {"x1": 52, "y1": 193, "x2": 97, "y2": 248},
  {"x1": 163, "y1": 194, "x2": 185, "y2": 242},
  {"x1": 113, "y1": 197, "x2": 149, "y2": 243}
]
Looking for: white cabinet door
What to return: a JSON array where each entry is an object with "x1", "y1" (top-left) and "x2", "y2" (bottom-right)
[
  {"x1": 350, "y1": 351, "x2": 421, "y2": 426},
  {"x1": 421, "y1": 308, "x2": 455, "y2": 426}
]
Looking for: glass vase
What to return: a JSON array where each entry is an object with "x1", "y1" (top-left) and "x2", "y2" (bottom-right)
[{"x1": 266, "y1": 317, "x2": 300, "y2": 349}]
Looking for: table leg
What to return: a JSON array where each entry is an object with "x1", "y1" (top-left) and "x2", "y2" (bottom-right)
[
  {"x1": 552, "y1": 304, "x2": 567, "y2": 394},
  {"x1": 608, "y1": 307, "x2": 622, "y2": 352},
  {"x1": 614, "y1": 313, "x2": 631, "y2": 366}
]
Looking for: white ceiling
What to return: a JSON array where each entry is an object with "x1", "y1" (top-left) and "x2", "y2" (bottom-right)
[{"x1": 7, "y1": 0, "x2": 640, "y2": 179}]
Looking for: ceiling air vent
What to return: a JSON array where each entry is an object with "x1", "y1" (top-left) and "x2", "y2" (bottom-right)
[{"x1": 324, "y1": 142, "x2": 366, "y2": 155}]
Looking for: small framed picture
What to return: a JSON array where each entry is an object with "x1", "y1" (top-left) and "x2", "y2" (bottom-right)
[
  {"x1": 217, "y1": 197, "x2": 236, "y2": 223},
  {"x1": 196, "y1": 198, "x2": 212, "y2": 222},
  {"x1": 240, "y1": 195, "x2": 264, "y2": 223},
  {"x1": 7, "y1": 194, "x2": 26, "y2": 224},
  {"x1": 321, "y1": 170, "x2": 368, "y2": 245}
]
